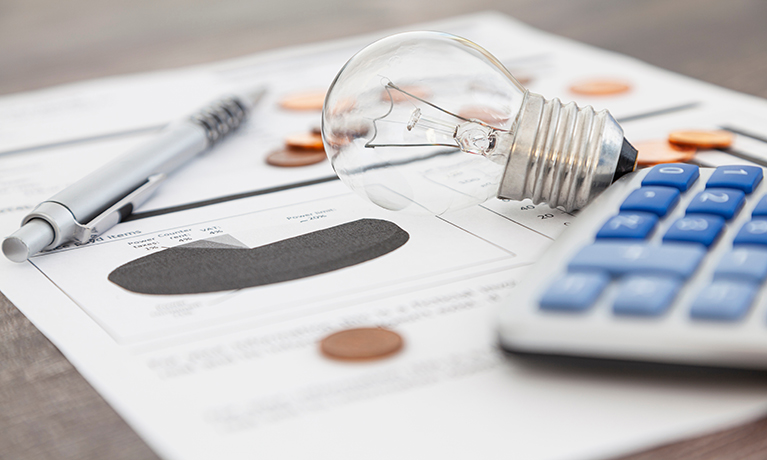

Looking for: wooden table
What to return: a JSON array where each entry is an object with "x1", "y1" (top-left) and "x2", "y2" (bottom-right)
[{"x1": 2, "y1": 0, "x2": 767, "y2": 458}]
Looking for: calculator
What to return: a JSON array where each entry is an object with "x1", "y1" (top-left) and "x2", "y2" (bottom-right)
[{"x1": 498, "y1": 164, "x2": 767, "y2": 370}]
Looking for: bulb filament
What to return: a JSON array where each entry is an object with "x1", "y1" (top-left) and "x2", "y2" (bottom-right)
[{"x1": 366, "y1": 82, "x2": 503, "y2": 157}]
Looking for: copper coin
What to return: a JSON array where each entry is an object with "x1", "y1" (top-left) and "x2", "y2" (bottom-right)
[
  {"x1": 381, "y1": 85, "x2": 431, "y2": 103},
  {"x1": 323, "y1": 126, "x2": 370, "y2": 149},
  {"x1": 635, "y1": 140, "x2": 696, "y2": 166},
  {"x1": 320, "y1": 327, "x2": 403, "y2": 361},
  {"x1": 285, "y1": 132, "x2": 324, "y2": 151},
  {"x1": 279, "y1": 90, "x2": 326, "y2": 111},
  {"x1": 513, "y1": 75, "x2": 532, "y2": 85},
  {"x1": 458, "y1": 106, "x2": 509, "y2": 126},
  {"x1": 325, "y1": 97, "x2": 357, "y2": 116},
  {"x1": 266, "y1": 149, "x2": 326, "y2": 167},
  {"x1": 668, "y1": 130, "x2": 734, "y2": 149},
  {"x1": 569, "y1": 79, "x2": 631, "y2": 96}
]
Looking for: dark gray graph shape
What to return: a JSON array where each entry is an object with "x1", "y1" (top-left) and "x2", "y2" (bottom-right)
[{"x1": 108, "y1": 218, "x2": 410, "y2": 295}]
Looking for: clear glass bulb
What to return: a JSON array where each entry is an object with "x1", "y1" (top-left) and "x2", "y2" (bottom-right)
[{"x1": 322, "y1": 31, "x2": 636, "y2": 215}]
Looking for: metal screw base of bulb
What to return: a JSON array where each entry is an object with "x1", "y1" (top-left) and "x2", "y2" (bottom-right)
[{"x1": 498, "y1": 92, "x2": 634, "y2": 212}]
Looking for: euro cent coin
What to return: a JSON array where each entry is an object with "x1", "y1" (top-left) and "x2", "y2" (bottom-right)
[
  {"x1": 510, "y1": 74, "x2": 532, "y2": 85},
  {"x1": 635, "y1": 140, "x2": 696, "y2": 166},
  {"x1": 266, "y1": 149, "x2": 326, "y2": 167},
  {"x1": 458, "y1": 106, "x2": 510, "y2": 126},
  {"x1": 279, "y1": 90, "x2": 326, "y2": 111},
  {"x1": 381, "y1": 85, "x2": 431, "y2": 103},
  {"x1": 285, "y1": 132, "x2": 324, "y2": 151},
  {"x1": 668, "y1": 130, "x2": 734, "y2": 149},
  {"x1": 320, "y1": 327, "x2": 403, "y2": 361},
  {"x1": 569, "y1": 79, "x2": 631, "y2": 96}
]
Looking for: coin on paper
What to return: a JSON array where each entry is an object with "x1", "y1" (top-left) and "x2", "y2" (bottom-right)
[
  {"x1": 320, "y1": 327, "x2": 403, "y2": 361},
  {"x1": 459, "y1": 106, "x2": 510, "y2": 126},
  {"x1": 668, "y1": 130, "x2": 734, "y2": 149},
  {"x1": 635, "y1": 140, "x2": 696, "y2": 166},
  {"x1": 266, "y1": 149, "x2": 326, "y2": 167},
  {"x1": 569, "y1": 79, "x2": 631, "y2": 96},
  {"x1": 279, "y1": 90, "x2": 327, "y2": 111},
  {"x1": 285, "y1": 132, "x2": 324, "y2": 151},
  {"x1": 381, "y1": 85, "x2": 431, "y2": 103},
  {"x1": 511, "y1": 75, "x2": 532, "y2": 85}
]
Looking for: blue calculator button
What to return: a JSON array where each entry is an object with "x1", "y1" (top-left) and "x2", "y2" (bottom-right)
[
  {"x1": 596, "y1": 212, "x2": 658, "y2": 239},
  {"x1": 690, "y1": 281, "x2": 757, "y2": 321},
  {"x1": 751, "y1": 195, "x2": 767, "y2": 217},
  {"x1": 620, "y1": 186, "x2": 680, "y2": 217},
  {"x1": 714, "y1": 247, "x2": 767, "y2": 282},
  {"x1": 706, "y1": 165, "x2": 763, "y2": 193},
  {"x1": 641, "y1": 164, "x2": 699, "y2": 191},
  {"x1": 733, "y1": 219, "x2": 767, "y2": 246},
  {"x1": 613, "y1": 276, "x2": 681, "y2": 317},
  {"x1": 569, "y1": 242, "x2": 705, "y2": 278},
  {"x1": 663, "y1": 215, "x2": 725, "y2": 247},
  {"x1": 539, "y1": 272, "x2": 610, "y2": 312},
  {"x1": 685, "y1": 188, "x2": 745, "y2": 220}
]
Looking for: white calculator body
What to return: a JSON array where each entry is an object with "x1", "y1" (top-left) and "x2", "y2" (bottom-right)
[{"x1": 499, "y1": 164, "x2": 767, "y2": 370}]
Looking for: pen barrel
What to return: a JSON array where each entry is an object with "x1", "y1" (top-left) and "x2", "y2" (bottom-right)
[
  {"x1": 4, "y1": 89, "x2": 263, "y2": 262},
  {"x1": 50, "y1": 121, "x2": 208, "y2": 224}
]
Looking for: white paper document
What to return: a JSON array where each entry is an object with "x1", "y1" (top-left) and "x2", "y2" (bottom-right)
[{"x1": 3, "y1": 12, "x2": 767, "y2": 460}]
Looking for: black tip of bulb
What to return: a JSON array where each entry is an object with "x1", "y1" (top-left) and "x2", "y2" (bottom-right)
[{"x1": 612, "y1": 138, "x2": 638, "y2": 183}]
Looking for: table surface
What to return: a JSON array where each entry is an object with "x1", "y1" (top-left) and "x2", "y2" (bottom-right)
[{"x1": 2, "y1": 0, "x2": 767, "y2": 458}]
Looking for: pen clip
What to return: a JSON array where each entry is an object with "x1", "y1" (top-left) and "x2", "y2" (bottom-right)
[{"x1": 73, "y1": 173, "x2": 166, "y2": 244}]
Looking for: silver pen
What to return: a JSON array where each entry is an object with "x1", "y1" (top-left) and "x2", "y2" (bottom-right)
[{"x1": 2, "y1": 87, "x2": 266, "y2": 262}]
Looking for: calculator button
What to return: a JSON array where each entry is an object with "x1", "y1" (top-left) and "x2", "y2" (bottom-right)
[
  {"x1": 663, "y1": 215, "x2": 725, "y2": 247},
  {"x1": 539, "y1": 272, "x2": 610, "y2": 312},
  {"x1": 705, "y1": 165, "x2": 763, "y2": 193},
  {"x1": 685, "y1": 188, "x2": 745, "y2": 220},
  {"x1": 733, "y1": 219, "x2": 767, "y2": 246},
  {"x1": 612, "y1": 276, "x2": 681, "y2": 317},
  {"x1": 619, "y1": 186, "x2": 680, "y2": 217},
  {"x1": 641, "y1": 164, "x2": 699, "y2": 191},
  {"x1": 714, "y1": 247, "x2": 767, "y2": 282},
  {"x1": 751, "y1": 195, "x2": 767, "y2": 217},
  {"x1": 568, "y1": 242, "x2": 705, "y2": 278},
  {"x1": 690, "y1": 281, "x2": 757, "y2": 321},
  {"x1": 596, "y1": 212, "x2": 658, "y2": 240}
]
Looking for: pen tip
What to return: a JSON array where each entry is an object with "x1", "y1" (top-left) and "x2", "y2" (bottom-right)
[
  {"x1": 2, "y1": 237, "x2": 30, "y2": 263},
  {"x1": 3, "y1": 219, "x2": 55, "y2": 263}
]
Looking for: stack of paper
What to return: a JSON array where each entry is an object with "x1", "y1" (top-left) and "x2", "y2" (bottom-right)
[{"x1": 2, "y1": 12, "x2": 767, "y2": 460}]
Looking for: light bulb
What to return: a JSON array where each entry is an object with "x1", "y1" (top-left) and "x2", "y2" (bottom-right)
[{"x1": 321, "y1": 31, "x2": 637, "y2": 215}]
